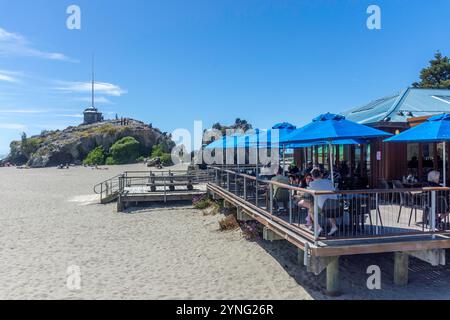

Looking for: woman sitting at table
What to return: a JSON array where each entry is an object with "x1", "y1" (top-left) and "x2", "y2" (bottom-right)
[
  {"x1": 300, "y1": 173, "x2": 313, "y2": 189},
  {"x1": 297, "y1": 169, "x2": 339, "y2": 236}
]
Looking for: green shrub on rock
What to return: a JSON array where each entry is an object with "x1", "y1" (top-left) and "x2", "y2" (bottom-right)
[
  {"x1": 109, "y1": 136, "x2": 140, "y2": 164},
  {"x1": 83, "y1": 146, "x2": 106, "y2": 165},
  {"x1": 105, "y1": 157, "x2": 116, "y2": 165}
]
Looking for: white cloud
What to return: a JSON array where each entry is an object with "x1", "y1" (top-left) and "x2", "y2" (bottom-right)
[
  {"x1": 0, "y1": 70, "x2": 22, "y2": 83},
  {"x1": 0, "y1": 108, "x2": 47, "y2": 114},
  {"x1": 0, "y1": 27, "x2": 76, "y2": 62},
  {"x1": 57, "y1": 81, "x2": 127, "y2": 97},
  {"x1": 0, "y1": 73, "x2": 17, "y2": 83},
  {"x1": 0, "y1": 123, "x2": 26, "y2": 130},
  {"x1": 54, "y1": 114, "x2": 83, "y2": 118},
  {"x1": 77, "y1": 96, "x2": 113, "y2": 104}
]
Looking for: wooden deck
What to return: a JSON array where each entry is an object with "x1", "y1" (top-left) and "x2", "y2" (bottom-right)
[
  {"x1": 117, "y1": 184, "x2": 207, "y2": 211},
  {"x1": 207, "y1": 178, "x2": 450, "y2": 294}
]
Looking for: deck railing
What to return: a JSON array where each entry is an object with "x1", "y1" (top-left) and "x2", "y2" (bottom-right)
[
  {"x1": 118, "y1": 169, "x2": 211, "y2": 193},
  {"x1": 94, "y1": 169, "x2": 211, "y2": 201},
  {"x1": 93, "y1": 174, "x2": 124, "y2": 203},
  {"x1": 207, "y1": 166, "x2": 450, "y2": 244}
]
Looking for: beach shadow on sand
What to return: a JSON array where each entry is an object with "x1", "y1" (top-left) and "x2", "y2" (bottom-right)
[
  {"x1": 120, "y1": 201, "x2": 194, "y2": 214},
  {"x1": 253, "y1": 236, "x2": 450, "y2": 299}
]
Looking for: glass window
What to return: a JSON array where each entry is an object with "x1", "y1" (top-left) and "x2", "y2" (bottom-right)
[
  {"x1": 407, "y1": 143, "x2": 419, "y2": 178},
  {"x1": 422, "y1": 143, "x2": 434, "y2": 180}
]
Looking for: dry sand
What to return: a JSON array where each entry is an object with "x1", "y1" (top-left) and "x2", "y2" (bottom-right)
[{"x1": 0, "y1": 163, "x2": 449, "y2": 300}]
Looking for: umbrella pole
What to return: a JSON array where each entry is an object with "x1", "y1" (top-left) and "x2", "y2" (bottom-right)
[
  {"x1": 282, "y1": 146, "x2": 286, "y2": 174},
  {"x1": 444, "y1": 142, "x2": 447, "y2": 187},
  {"x1": 256, "y1": 145, "x2": 259, "y2": 178},
  {"x1": 329, "y1": 141, "x2": 335, "y2": 185}
]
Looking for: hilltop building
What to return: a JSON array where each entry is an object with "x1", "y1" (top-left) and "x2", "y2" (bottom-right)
[{"x1": 83, "y1": 107, "x2": 103, "y2": 125}]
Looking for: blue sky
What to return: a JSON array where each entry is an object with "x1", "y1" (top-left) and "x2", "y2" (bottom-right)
[{"x1": 0, "y1": 0, "x2": 449, "y2": 154}]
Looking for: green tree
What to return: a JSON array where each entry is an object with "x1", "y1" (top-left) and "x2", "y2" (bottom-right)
[
  {"x1": 211, "y1": 118, "x2": 253, "y2": 136},
  {"x1": 413, "y1": 51, "x2": 450, "y2": 89},
  {"x1": 150, "y1": 143, "x2": 166, "y2": 158},
  {"x1": 150, "y1": 143, "x2": 173, "y2": 166},
  {"x1": 109, "y1": 136, "x2": 141, "y2": 164},
  {"x1": 20, "y1": 132, "x2": 43, "y2": 158},
  {"x1": 83, "y1": 146, "x2": 106, "y2": 165}
]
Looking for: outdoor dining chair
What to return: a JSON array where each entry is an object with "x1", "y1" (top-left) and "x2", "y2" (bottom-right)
[
  {"x1": 422, "y1": 194, "x2": 449, "y2": 231},
  {"x1": 393, "y1": 180, "x2": 421, "y2": 226}
]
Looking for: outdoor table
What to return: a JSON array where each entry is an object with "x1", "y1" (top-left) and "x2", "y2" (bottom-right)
[
  {"x1": 339, "y1": 194, "x2": 371, "y2": 232},
  {"x1": 402, "y1": 182, "x2": 424, "y2": 188}
]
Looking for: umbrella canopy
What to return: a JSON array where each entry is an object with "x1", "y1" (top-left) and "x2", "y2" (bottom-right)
[
  {"x1": 385, "y1": 113, "x2": 450, "y2": 186},
  {"x1": 287, "y1": 138, "x2": 369, "y2": 148},
  {"x1": 281, "y1": 113, "x2": 391, "y2": 145},
  {"x1": 205, "y1": 133, "x2": 247, "y2": 149},
  {"x1": 384, "y1": 114, "x2": 450, "y2": 143},
  {"x1": 280, "y1": 113, "x2": 391, "y2": 184},
  {"x1": 204, "y1": 136, "x2": 227, "y2": 149},
  {"x1": 248, "y1": 124, "x2": 296, "y2": 147}
]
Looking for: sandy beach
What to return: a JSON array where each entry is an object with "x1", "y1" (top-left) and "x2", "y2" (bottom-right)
[{"x1": 1, "y1": 164, "x2": 449, "y2": 300}]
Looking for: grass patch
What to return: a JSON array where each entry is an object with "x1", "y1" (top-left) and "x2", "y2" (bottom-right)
[
  {"x1": 219, "y1": 214, "x2": 239, "y2": 231},
  {"x1": 241, "y1": 221, "x2": 262, "y2": 240}
]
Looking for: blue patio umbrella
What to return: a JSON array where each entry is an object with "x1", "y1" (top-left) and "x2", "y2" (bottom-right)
[
  {"x1": 287, "y1": 138, "x2": 369, "y2": 149},
  {"x1": 281, "y1": 113, "x2": 391, "y2": 183},
  {"x1": 239, "y1": 124, "x2": 296, "y2": 175},
  {"x1": 205, "y1": 134, "x2": 247, "y2": 167},
  {"x1": 204, "y1": 136, "x2": 226, "y2": 149},
  {"x1": 385, "y1": 113, "x2": 450, "y2": 186}
]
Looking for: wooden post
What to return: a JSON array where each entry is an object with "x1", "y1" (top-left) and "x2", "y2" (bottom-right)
[
  {"x1": 263, "y1": 227, "x2": 283, "y2": 242},
  {"x1": 326, "y1": 256, "x2": 340, "y2": 296},
  {"x1": 117, "y1": 195, "x2": 124, "y2": 212},
  {"x1": 394, "y1": 252, "x2": 409, "y2": 286},
  {"x1": 298, "y1": 248, "x2": 305, "y2": 266}
]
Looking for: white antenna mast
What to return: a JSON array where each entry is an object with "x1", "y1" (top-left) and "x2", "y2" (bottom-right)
[{"x1": 91, "y1": 53, "x2": 95, "y2": 109}]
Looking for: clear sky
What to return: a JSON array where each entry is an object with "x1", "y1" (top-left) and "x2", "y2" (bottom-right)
[{"x1": 0, "y1": 0, "x2": 449, "y2": 154}]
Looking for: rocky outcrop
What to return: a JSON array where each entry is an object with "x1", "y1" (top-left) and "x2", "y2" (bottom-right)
[{"x1": 2, "y1": 119, "x2": 174, "y2": 168}]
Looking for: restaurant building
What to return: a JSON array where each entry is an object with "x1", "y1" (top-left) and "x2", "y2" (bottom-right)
[{"x1": 295, "y1": 88, "x2": 450, "y2": 187}]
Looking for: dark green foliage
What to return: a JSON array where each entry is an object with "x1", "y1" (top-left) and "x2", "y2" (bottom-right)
[
  {"x1": 160, "y1": 153, "x2": 173, "y2": 166},
  {"x1": 413, "y1": 51, "x2": 450, "y2": 89},
  {"x1": 150, "y1": 143, "x2": 173, "y2": 166},
  {"x1": 109, "y1": 136, "x2": 141, "y2": 164},
  {"x1": 20, "y1": 132, "x2": 44, "y2": 158},
  {"x1": 150, "y1": 143, "x2": 167, "y2": 158},
  {"x1": 83, "y1": 146, "x2": 106, "y2": 165}
]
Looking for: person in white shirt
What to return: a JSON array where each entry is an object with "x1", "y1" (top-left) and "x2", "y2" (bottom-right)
[{"x1": 305, "y1": 169, "x2": 339, "y2": 236}]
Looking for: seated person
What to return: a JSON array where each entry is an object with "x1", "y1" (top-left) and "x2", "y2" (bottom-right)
[
  {"x1": 270, "y1": 166, "x2": 290, "y2": 213},
  {"x1": 303, "y1": 162, "x2": 314, "y2": 175},
  {"x1": 426, "y1": 170, "x2": 441, "y2": 187},
  {"x1": 300, "y1": 173, "x2": 312, "y2": 189},
  {"x1": 260, "y1": 163, "x2": 276, "y2": 180},
  {"x1": 289, "y1": 174, "x2": 301, "y2": 187},
  {"x1": 298, "y1": 169, "x2": 339, "y2": 236},
  {"x1": 288, "y1": 164, "x2": 300, "y2": 176}
]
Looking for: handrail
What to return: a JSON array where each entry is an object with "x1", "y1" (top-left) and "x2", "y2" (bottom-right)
[
  {"x1": 209, "y1": 166, "x2": 450, "y2": 195},
  {"x1": 208, "y1": 165, "x2": 450, "y2": 242},
  {"x1": 93, "y1": 174, "x2": 123, "y2": 194}
]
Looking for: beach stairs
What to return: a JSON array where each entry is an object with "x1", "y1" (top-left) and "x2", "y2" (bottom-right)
[
  {"x1": 100, "y1": 192, "x2": 120, "y2": 204},
  {"x1": 94, "y1": 174, "x2": 122, "y2": 204}
]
